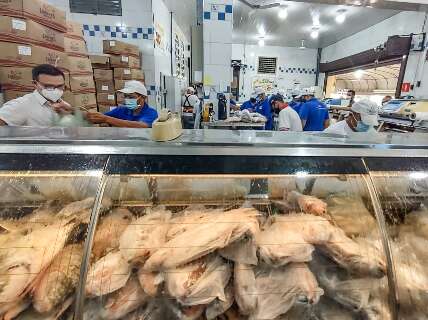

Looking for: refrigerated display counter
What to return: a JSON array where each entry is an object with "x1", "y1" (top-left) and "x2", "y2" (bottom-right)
[{"x1": 0, "y1": 128, "x2": 428, "y2": 320}]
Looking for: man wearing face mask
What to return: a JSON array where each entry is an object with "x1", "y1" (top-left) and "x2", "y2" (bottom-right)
[
  {"x1": 86, "y1": 80, "x2": 158, "y2": 128},
  {"x1": 324, "y1": 99, "x2": 379, "y2": 135},
  {"x1": 0, "y1": 64, "x2": 72, "y2": 127},
  {"x1": 253, "y1": 87, "x2": 273, "y2": 130}
]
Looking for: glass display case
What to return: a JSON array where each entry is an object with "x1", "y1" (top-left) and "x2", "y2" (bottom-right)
[{"x1": 0, "y1": 128, "x2": 428, "y2": 320}]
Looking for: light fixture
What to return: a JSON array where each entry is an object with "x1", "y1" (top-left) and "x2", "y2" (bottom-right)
[
  {"x1": 250, "y1": 52, "x2": 255, "y2": 57},
  {"x1": 410, "y1": 172, "x2": 428, "y2": 180},
  {"x1": 258, "y1": 37, "x2": 265, "y2": 47},
  {"x1": 299, "y1": 40, "x2": 306, "y2": 50},
  {"x1": 310, "y1": 27, "x2": 319, "y2": 39},
  {"x1": 278, "y1": 6, "x2": 288, "y2": 20},
  {"x1": 258, "y1": 25, "x2": 266, "y2": 37},
  {"x1": 335, "y1": 9, "x2": 347, "y2": 24},
  {"x1": 354, "y1": 69, "x2": 365, "y2": 79}
]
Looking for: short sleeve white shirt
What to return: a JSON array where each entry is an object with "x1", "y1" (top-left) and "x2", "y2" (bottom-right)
[
  {"x1": 0, "y1": 91, "x2": 60, "y2": 127},
  {"x1": 278, "y1": 107, "x2": 303, "y2": 132},
  {"x1": 324, "y1": 120, "x2": 354, "y2": 135}
]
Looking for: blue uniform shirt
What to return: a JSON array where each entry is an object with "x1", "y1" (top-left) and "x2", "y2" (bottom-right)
[
  {"x1": 240, "y1": 100, "x2": 256, "y2": 111},
  {"x1": 289, "y1": 101, "x2": 303, "y2": 114},
  {"x1": 255, "y1": 98, "x2": 273, "y2": 130},
  {"x1": 105, "y1": 104, "x2": 158, "y2": 128},
  {"x1": 299, "y1": 98, "x2": 329, "y2": 131}
]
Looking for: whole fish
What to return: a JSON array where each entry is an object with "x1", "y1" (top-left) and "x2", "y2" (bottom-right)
[
  {"x1": 137, "y1": 269, "x2": 163, "y2": 297},
  {"x1": 0, "y1": 220, "x2": 75, "y2": 303},
  {"x1": 101, "y1": 276, "x2": 149, "y2": 320},
  {"x1": 17, "y1": 297, "x2": 73, "y2": 320},
  {"x1": 86, "y1": 251, "x2": 131, "y2": 297},
  {"x1": 33, "y1": 244, "x2": 83, "y2": 313},
  {"x1": 92, "y1": 208, "x2": 133, "y2": 260}
]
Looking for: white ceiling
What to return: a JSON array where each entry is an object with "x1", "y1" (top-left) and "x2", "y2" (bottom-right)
[{"x1": 233, "y1": 0, "x2": 400, "y2": 48}]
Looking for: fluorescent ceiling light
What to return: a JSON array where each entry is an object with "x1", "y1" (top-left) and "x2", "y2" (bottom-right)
[
  {"x1": 250, "y1": 52, "x2": 255, "y2": 57},
  {"x1": 299, "y1": 40, "x2": 306, "y2": 50},
  {"x1": 336, "y1": 13, "x2": 346, "y2": 24},
  {"x1": 258, "y1": 38, "x2": 265, "y2": 47},
  {"x1": 278, "y1": 7, "x2": 288, "y2": 20},
  {"x1": 258, "y1": 25, "x2": 266, "y2": 36},
  {"x1": 354, "y1": 69, "x2": 365, "y2": 79},
  {"x1": 310, "y1": 28, "x2": 319, "y2": 39}
]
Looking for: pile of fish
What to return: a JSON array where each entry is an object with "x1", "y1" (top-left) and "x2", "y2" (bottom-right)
[{"x1": 0, "y1": 192, "x2": 397, "y2": 319}]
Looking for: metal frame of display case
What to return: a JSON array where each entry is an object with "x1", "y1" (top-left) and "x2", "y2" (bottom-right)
[{"x1": 1, "y1": 128, "x2": 428, "y2": 320}]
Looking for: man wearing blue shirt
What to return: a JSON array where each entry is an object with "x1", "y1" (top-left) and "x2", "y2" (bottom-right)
[
  {"x1": 86, "y1": 81, "x2": 158, "y2": 128},
  {"x1": 253, "y1": 88, "x2": 273, "y2": 130},
  {"x1": 299, "y1": 88, "x2": 330, "y2": 131},
  {"x1": 289, "y1": 89, "x2": 304, "y2": 114},
  {"x1": 240, "y1": 97, "x2": 257, "y2": 112}
]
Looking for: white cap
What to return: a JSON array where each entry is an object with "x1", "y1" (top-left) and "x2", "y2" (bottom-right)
[
  {"x1": 291, "y1": 88, "x2": 301, "y2": 97},
  {"x1": 296, "y1": 87, "x2": 314, "y2": 98},
  {"x1": 352, "y1": 99, "x2": 379, "y2": 126},
  {"x1": 118, "y1": 80, "x2": 148, "y2": 96},
  {"x1": 186, "y1": 87, "x2": 196, "y2": 94},
  {"x1": 252, "y1": 87, "x2": 265, "y2": 98}
]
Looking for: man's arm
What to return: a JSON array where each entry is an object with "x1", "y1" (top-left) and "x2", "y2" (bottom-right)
[
  {"x1": 299, "y1": 104, "x2": 309, "y2": 128},
  {"x1": 324, "y1": 119, "x2": 330, "y2": 129},
  {"x1": 0, "y1": 118, "x2": 7, "y2": 126},
  {"x1": 86, "y1": 112, "x2": 150, "y2": 128}
]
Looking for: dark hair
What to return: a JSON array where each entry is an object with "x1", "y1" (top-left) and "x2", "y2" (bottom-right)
[
  {"x1": 348, "y1": 90, "x2": 356, "y2": 96},
  {"x1": 250, "y1": 97, "x2": 257, "y2": 103},
  {"x1": 32, "y1": 64, "x2": 65, "y2": 81}
]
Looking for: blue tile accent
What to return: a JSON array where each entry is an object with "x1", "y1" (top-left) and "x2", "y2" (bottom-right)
[
  {"x1": 225, "y1": 5, "x2": 233, "y2": 13},
  {"x1": 204, "y1": 11, "x2": 211, "y2": 20},
  {"x1": 82, "y1": 24, "x2": 154, "y2": 41},
  {"x1": 150, "y1": 85, "x2": 156, "y2": 91},
  {"x1": 218, "y1": 12, "x2": 225, "y2": 20},
  {"x1": 83, "y1": 24, "x2": 89, "y2": 31}
]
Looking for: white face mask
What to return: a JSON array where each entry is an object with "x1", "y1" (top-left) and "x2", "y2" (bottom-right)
[{"x1": 41, "y1": 88, "x2": 64, "y2": 102}]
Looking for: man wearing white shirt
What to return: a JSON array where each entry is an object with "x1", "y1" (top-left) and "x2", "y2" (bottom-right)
[
  {"x1": 270, "y1": 94, "x2": 303, "y2": 132},
  {"x1": 0, "y1": 64, "x2": 72, "y2": 127},
  {"x1": 324, "y1": 99, "x2": 379, "y2": 135}
]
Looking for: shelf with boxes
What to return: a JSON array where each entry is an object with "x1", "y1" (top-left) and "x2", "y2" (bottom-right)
[
  {"x1": 90, "y1": 40, "x2": 145, "y2": 114},
  {"x1": 0, "y1": 0, "x2": 97, "y2": 111}
]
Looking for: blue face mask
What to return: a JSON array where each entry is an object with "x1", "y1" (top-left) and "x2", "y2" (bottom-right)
[
  {"x1": 356, "y1": 121, "x2": 371, "y2": 132},
  {"x1": 124, "y1": 98, "x2": 139, "y2": 110}
]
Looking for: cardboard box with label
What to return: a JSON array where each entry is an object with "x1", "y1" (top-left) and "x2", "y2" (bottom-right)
[
  {"x1": 62, "y1": 56, "x2": 92, "y2": 75},
  {"x1": 0, "y1": 41, "x2": 65, "y2": 67},
  {"x1": 93, "y1": 69, "x2": 113, "y2": 81},
  {"x1": 98, "y1": 104, "x2": 117, "y2": 114},
  {"x1": 69, "y1": 75, "x2": 95, "y2": 93},
  {"x1": 95, "y1": 80, "x2": 115, "y2": 94},
  {"x1": 63, "y1": 91, "x2": 97, "y2": 108},
  {"x1": 0, "y1": 16, "x2": 64, "y2": 52},
  {"x1": 0, "y1": 66, "x2": 33, "y2": 90},
  {"x1": 66, "y1": 20, "x2": 83, "y2": 40},
  {"x1": 97, "y1": 93, "x2": 116, "y2": 105},
  {"x1": 114, "y1": 79, "x2": 127, "y2": 91},
  {"x1": 0, "y1": 0, "x2": 67, "y2": 32},
  {"x1": 109, "y1": 55, "x2": 141, "y2": 69},
  {"x1": 64, "y1": 37, "x2": 88, "y2": 57},
  {"x1": 113, "y1": 68, "x2": 144, "y2": 81},
  {"x1": 90, "y1": 54, "x2": 110, "y2": 69},
  {"x1": 103, "y1": 40, "x2": 139, "y2": 57}
]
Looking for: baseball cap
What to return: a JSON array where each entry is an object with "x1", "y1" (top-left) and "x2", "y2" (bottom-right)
[
  {"x1": 118, "y1": 80, "x2": 148, "y2": 96},
  {"x1": 270, "y1": 94, "x2": 284, "y2": 105},
  {"x1": 351, "y1": 99, "x2": 379, "y2": 126}
]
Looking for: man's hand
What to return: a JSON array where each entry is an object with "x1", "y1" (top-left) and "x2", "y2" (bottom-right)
[
  {"x1": 86, "y1": 112, "x2": 108, "y2": 124},
  {"x1": 51, "y1": 100, "x2": 74, "y2": 115}
]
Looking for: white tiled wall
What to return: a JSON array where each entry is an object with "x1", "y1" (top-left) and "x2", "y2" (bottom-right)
[
  {"x1": 203, "y1": 0, "x2": 234, "y2": 117},
  {"x1": 232, "y1": 44, "x2": 318, "y2": 101}
]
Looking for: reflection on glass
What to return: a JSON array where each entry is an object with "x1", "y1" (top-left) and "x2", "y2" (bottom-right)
[
  {"x1": 0, "y1": 172, "x2": 102, "y2": 319},
  {"x1": 83, "y1": 173, "x2": 391, "y2": 319},
  {"x1": 371, "y1": 171, "x2": 428, "y2": 319}
]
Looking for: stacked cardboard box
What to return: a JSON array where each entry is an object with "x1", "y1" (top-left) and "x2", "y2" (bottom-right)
[
  {"x1": 91, "y1": 57, "x2": 116, "y2": 113},
  {"x1": 103, "y1": 40, "x2": 144, "y2": 109},
  {"x1": 0, "y1": 0, "x2": 67, "y2": 102},
  {"x1": 62, "y1": 21, "x2": 96, "y2": 111}
]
